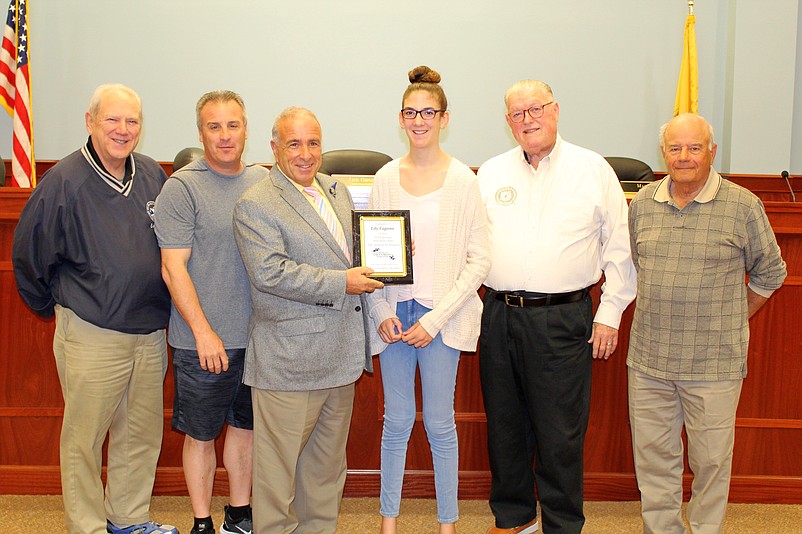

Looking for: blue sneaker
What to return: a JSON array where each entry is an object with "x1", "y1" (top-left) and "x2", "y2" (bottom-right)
[{"x1": 107, "y1": 520, "x2": 179, "y2": 534}]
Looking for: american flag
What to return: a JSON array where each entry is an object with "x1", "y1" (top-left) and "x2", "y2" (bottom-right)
[{"x1": 0, "y1": 0, "x2": 34, "y2": 187}]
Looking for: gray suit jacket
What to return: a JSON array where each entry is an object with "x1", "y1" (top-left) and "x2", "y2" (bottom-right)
[{"x1": 233, "y1": 166, "x2": 372, "y2": 391}]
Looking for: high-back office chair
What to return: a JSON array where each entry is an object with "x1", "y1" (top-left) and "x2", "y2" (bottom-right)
[
  {"x1": 172, "y1": 147, "x2": 204, "y2": 173},
  {"x1": 319, "y1": 149, "x2": 392, "y2": 176},
  {"x1": 0, "y1": 156, "x2": 5, "y2": 186},
  {"x1": 604, "y1": 156, "x2": 656, "y2": 182}
]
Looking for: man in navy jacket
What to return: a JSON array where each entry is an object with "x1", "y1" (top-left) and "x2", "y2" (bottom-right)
[{"x1": 12, "y1": 83, "x2": 178, "y2": 534}]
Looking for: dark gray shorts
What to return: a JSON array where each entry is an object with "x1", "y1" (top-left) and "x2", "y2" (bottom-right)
[{"x1": 171, "y1": 347, "x2": 253, "y2": 441}]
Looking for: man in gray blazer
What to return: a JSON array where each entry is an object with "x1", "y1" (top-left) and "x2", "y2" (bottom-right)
[{"x1": 233, "y1": 107, "x2": 383, "y2": 534}]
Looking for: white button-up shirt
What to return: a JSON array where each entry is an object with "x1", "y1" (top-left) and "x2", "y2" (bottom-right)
[{"x1": 477, "y1": 134, "x2": 636, "y2": 328}]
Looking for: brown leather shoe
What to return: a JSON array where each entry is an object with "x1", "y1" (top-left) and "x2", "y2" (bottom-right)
[{"x1": 486, "y1": 518, "x2": 539, "y2": 534}]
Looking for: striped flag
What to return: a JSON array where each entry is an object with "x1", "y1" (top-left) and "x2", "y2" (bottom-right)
[
  {"x1": 673, "y1": 13, "x2": 698, "y2": 116},
  {"x1": 0, "y1": 0, "x2": 34, "y2": 187}
]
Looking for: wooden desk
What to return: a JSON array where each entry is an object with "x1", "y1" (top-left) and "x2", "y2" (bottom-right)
[{"x1": 1, "y1": 180, "x2": 801, "y2": 503}]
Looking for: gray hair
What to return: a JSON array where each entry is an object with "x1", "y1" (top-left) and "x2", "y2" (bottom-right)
[
  {"x1": 195, "y1": 90, "x2": 247, "y2": 129},
  {"x1": 504, "y1": 80, "x2": 554, "y2": 110},
  {"x1": 87, "y1": 84, "x2": 142, "y2": 121},
  {"x1": 271, "y1": 107, "x2": 321, "y2": 143},
  {"x1": 659, "y1": 113, "x2": 715, "y2": 150}
]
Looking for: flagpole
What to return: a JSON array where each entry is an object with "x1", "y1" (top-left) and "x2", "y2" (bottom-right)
[{"x1": 674, "y1": 0, "x2": 698, "y2": 115}]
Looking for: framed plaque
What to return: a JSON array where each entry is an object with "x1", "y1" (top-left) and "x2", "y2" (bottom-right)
[{"x1": 352, "y1": 210, "x2": 413, "y2": 284}]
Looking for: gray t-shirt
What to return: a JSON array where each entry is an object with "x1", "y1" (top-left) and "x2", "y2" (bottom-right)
[{"x1": 154, "y1": 158, "x2": 268, "y2": 349}]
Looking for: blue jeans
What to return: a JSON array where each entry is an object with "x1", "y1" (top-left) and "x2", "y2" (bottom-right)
[{"x1": 379, "y1": 299, "x2": 460, "y2": 524}]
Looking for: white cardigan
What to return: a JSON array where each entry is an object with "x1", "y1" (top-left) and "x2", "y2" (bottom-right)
[{"x1": 365, "y1": 157, "x2": 491, "y2": 353}]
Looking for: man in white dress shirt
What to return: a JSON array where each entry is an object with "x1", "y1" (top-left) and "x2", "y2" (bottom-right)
[{"x1": 477, "y1": 79, "x2": 636, "y2": 534}]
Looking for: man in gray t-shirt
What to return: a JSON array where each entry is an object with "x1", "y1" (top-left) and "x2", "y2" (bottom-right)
[{"x1": 154, "y1": 90, "x2": 267, "y2": 534}]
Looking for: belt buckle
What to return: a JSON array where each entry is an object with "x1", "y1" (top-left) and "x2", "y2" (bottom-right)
[{"x1": 504, "y1": 293, "x2": 524, "y2": 307}]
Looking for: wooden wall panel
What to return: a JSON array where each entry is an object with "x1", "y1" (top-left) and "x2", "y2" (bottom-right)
[
  {"x1": 0, "y1": 416, "x2": 61, "y2": 465},
  {"x1": 740, "y1": 287, "x2": 802, "y2": 420},
  {"x1": 2, "y1": 179, "x2": 802, "y2": 504},
  {"x1": 584, "y1": 286, "x2": 636, "y2": 476},
  {"x1": 733, "y1": 427, "x2": 802, "y2": 476},
  {"x1": 347, "y1": 371, "x2": 384, "y2": 470},
  {"x1": 727, "y1": 175, "x2": 802, "y2": 203},
  {"x1": 0, "y1": 279, "x2": 59, "y2": 409}
]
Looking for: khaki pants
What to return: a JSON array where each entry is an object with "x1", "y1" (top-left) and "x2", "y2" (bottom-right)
[
  {"x1": 252, "y1": 384, "x2": 355, "y2": 534},
  {"x1": 54, "y1": 306, "x2": 168, "y2": 534},
  {"x1": 628, "y1": 368, "x2": 742, "y2": 534}
]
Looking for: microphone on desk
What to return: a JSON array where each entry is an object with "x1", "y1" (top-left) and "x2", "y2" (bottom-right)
[{"x1": 782, "y1": 170, "x2": 796, "y2": 202}]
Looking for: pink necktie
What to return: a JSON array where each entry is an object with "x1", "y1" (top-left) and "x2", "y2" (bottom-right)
[{"x1": 303, "y1": 186, "x2": 351, "y2": 263}]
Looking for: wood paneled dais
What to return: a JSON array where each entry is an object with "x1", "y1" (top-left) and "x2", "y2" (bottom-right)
[{"x1": 2, "y1": 180, "x2": 802, "y2": 503}]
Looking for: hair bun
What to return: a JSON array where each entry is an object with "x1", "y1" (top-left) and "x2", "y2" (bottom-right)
[{"x1": 408, "y1": 65, "x2": 441, "y2": 84}]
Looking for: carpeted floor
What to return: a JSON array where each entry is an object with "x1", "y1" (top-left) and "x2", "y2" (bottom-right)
[{"x1": 1, "y1": 495, "x2": 799, "y2": 533}]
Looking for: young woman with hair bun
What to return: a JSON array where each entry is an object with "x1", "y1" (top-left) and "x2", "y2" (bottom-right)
[{"x1": 366, "y1": 66, "x2": 491, "y2": 534}]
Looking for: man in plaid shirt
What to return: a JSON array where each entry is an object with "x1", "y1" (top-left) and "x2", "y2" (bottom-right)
[{"x1": 627, "y1": 113, "x2": 787, "y2": 534}]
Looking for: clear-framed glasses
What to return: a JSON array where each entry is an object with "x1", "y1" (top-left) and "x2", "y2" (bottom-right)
[
  {"x1": 401, "y1": 107, "x2": 446, "y2": 120},
  {"x1": 666, "y1": 145, "x2": 706, "y2": 156},
  {"x1": 507, "y1": 102, "x2": 554, "y2": 123}
]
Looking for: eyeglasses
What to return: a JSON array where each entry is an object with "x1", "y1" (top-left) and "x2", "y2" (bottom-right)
[
  {"x1": 665, "y1": 145, "x2": 706, "y2": 156},
  {"x1": 401, "y1": 108, "x2": 446, "y2": 120},
  {"x1": 507, "y1": 102, "x2": 554, "y2": 123}
]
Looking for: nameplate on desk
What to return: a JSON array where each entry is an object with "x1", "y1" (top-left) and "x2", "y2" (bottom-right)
[
  {"x1": 620, "y1": 180, "x2": 653, "y2": 199},
  {"x1": 332, "y1": 174, "x2": 374, "y2": 210}
]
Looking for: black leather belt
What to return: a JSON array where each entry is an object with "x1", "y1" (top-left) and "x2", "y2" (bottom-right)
[{"x1": 491, "y1": 287, "x2": 590, "y2": 308}]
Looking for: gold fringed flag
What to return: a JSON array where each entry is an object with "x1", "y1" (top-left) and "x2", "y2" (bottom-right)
[
  {"x1": 0, "y1": 0, "x2": 35, "y2": 187},
  {"x1": 674, "y1": 13, "x2": 698, "y2": 116}
]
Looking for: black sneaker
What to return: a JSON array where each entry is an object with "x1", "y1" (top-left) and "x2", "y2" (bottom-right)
[
  {"x1": 190, "y1": 524, "x2": 213, "y2": 534},
  {"x1": 220, "y1": 505, "x2": 252, "y2": 534}
]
